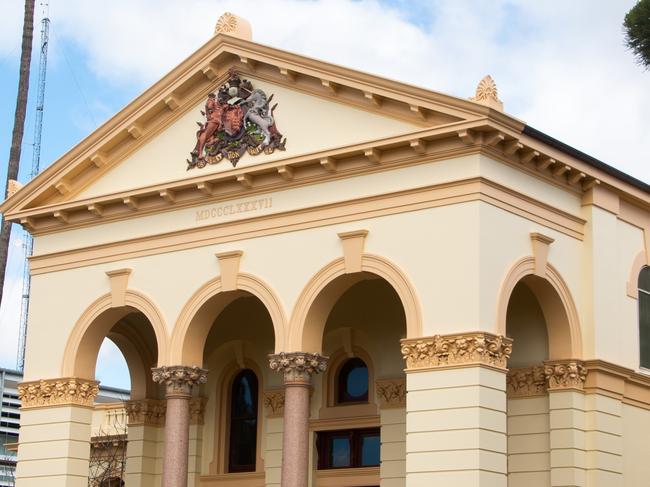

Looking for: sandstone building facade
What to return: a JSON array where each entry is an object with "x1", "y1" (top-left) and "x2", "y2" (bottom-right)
[{"x1": 2, "y1": 13, "x2": 650, "y2": 487}]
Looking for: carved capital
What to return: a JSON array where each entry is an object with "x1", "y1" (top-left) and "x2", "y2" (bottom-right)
[
  {"x1": 400, "y1": 332, "x2": 512, "y2": 371},
  {"x1": 506, "y1": 366, "x2": 547, "y2": 397},
  {"x1": 152, "y1": 366, "x2": 208, "y2": 398},
  {"x1": 375, "y1": 378, "x2": 406, "y2": 408},
  {"x1": 544, "y1": 360, "x2": 586, "y2": 391},
  {"x1": 268, "y1": 352, "x2": 328, "y2": 384},
  {"x1": 189, "y1": 396, "x2": 207, "y2": 425},
  {"x1": 263, "y1": 389, "x2": 285, "y2": 417},
  {"x1": 18, "y1": 377, "x2": 99, "y2": 408},
  {"x1": 125, "y1": 399, "x2": 167, "y2": 426}
]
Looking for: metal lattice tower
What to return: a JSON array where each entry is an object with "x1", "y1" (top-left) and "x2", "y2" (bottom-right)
[{"x1": 17, "y1": 3, "x2": 50, "y2": 371}]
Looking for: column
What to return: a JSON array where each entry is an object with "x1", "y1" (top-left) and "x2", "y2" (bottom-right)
[
  {"x1": 263, "y1": 389, "x2": 285, "y2": 487},
  {"x1": 187, "y1": 397, "x2": 206, "y2": 487},
  {"x1": 152, "y1": 366, "x2": 208, "y2": 487},
  {"x1": 400, "y1": 332, "x2": 512, "y2": 487},
  {"x1": 15, "y1": 377, "x2": 99, "y2": 487},
  {"x1": 124, "y1": 399, "x2": 166, "y2": 487},
  {"x1": 268, "y1": 352, "x2": 328, "y2": 487},
  {"x1": 376, "y1": 378, "x2": 407, "y2": 487},
  {"x1": 545, "y1": 360, "x2": 587, "y2": 487}
]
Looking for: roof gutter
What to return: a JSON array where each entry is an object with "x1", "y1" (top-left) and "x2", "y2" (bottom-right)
[{"x1": 523, "y1": 125, "x2": 650, "y2": 194}]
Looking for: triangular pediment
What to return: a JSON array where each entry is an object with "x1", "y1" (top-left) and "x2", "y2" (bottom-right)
[
  {"x1": 73, "y1": 77, "x2": 426, "y2": 200},
  {"x1": 1, "y1": 33, "x2": 520, "y2": 231}
]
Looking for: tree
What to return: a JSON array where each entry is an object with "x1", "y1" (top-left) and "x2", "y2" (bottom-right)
[
  {"x1": 0, "y1": 0, "x2": 35, "y2": 307},
  {"x1": 624, "y1": 0, "x2": 650, "y2": 69}
]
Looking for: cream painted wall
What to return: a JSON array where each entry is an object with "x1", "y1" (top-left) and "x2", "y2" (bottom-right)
[
  {"x1": 25, "y1": 201, "x2": 487, "y2": 381},
  {"x1": 34, "y1": 154, "x2": 484, "y2": 255},
  {"x1": 477, "y1": 201, "x2": 582, "y2": 334},
  {"x1": 74, "y1": 78, "x2": 420, "y2": 200},
  {"x1": 622, "y1": 403, "x2": 650, "y2": 486}
]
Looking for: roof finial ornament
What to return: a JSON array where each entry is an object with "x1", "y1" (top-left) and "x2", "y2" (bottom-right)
[
  {"x1": 470, "y1": 75, "x2": 503, "y2": 111},
  {"x1": 215, "y1": 12, "x2": 252, "y2": 41}
]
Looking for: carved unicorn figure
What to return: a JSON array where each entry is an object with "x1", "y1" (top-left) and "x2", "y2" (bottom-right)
[{"x1": 243, "y1": 89, "x2": 277, "y2": 146}]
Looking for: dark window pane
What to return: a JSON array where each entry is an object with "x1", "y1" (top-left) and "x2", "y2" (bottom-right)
[
  {"x1": 640, "y1": 293, "x2": 650, "y2": 368},
  {"x1": 228, "y1": 369, "x2": 258, "y2": 472},
  {"x1": 338, "y1": 358, "x2": 369, "y2": 403},
  {"x1": 639, "y1": 267, "x2": 650, "y2": 292},
  {"x1": 330, "y1": 437, "x2": 351, "y2": 468},
  {"x1": 360, "y1": 434, "x2": 380, "y2": 466}
]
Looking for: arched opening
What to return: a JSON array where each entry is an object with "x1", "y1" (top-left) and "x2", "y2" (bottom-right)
[
  {"x1": 64, "y1": 294, "x2": 165, "y2": 486},
  {"x1": 504, "y1": 272, "x2": 577, "y2": 487},
  {"x1": 184, "y1": 291, "x2": 277, "y2": 481},
  {"x1": 308, "y1": 273, "x2": 407, "y2": 486}
]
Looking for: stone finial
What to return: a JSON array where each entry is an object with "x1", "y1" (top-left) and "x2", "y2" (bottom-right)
[
  {"x1": 6, "y1": 179, "x2": 22, "y2": 199},
  {"x1": 470, "y1": 75, "x2": 504, "y2": 111},
  {"x1": 215, "y1": 12, "x2": 252, "y2": 40}
]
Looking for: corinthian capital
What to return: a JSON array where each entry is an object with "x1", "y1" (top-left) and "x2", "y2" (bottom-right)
[
  {"x1": 268, "y1": 352, "x2": 328, "y2": 384},
  {"x1": 400, "y1": 332, "x2": 512, "y2": 371},
  {"x1": 152, "y1": 365, "x2": 208, "y2": 397},
  {"x1": 544, "y1": 360, "x2": 586, "y2": 391},
  {"x1": 18, "y1": 377, "x2": 99, "y2": 409}
]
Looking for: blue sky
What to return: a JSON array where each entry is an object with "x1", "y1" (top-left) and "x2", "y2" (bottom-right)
[{"x1": 0, "y1": 0, "x2": 648, "y2": 390}]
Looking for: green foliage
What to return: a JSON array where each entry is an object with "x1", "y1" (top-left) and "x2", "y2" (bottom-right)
[{"x1": 624, "y1": 0, "x2": 650, "y2": 69}]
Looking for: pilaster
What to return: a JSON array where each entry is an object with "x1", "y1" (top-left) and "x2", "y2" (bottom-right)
[
  {"x1": 15, "y1": 377, "x2": 99, "y2": 487},
  {"x1": 376, "y1": 378, "x2": 407, "y2": 487},
  {"x1": 401, "y1": 332, "x2": 511, "y2": 487},
  {"x1": 545, "y1": 360, "x2": 587, "y2": 487},
  {"x1": 124, "y1": 398, "x2": 166, "y2": 487}
]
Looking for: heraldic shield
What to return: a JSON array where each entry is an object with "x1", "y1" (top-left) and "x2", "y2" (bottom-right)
[{"x1": 188, "y1": 68, "x2": 287, "y2": 169}]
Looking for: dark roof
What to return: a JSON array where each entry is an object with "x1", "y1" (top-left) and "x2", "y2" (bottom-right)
[{"x1": 523, "y1": 125, "x2": 650, "y2": 195}]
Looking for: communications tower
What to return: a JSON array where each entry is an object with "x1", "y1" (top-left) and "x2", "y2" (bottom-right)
[{"x1": 17, "y1": 3, "x2": 50, "y2": 371}]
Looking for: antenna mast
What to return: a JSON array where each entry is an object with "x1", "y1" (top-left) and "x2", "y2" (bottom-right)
[{"x1": 17, "y1": 2, "x2": 49, "y2": 371}]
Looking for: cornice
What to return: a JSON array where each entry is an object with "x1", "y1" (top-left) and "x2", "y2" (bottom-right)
[
  {"x1": 7, "y1": 117, "x2": 605, "y2": 236},
  {"x1": 27, "y1": 177, "x2": 585, "y2": 275}
]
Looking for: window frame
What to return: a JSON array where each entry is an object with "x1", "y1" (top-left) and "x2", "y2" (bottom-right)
[
  {"x1": 226, "y1": 368, "x2": 259, "y2": 474},
  {"x1": 639, "y1": 267, "x2": 650, "y2": 371},
  {"x1": 336, "y1": 357, "x2": 370, "y2": 405},
  {"x1": 316, "y1": 428, "x2": 381, "y2": 470}
]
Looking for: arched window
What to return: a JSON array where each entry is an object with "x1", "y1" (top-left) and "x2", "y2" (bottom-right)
[
  {"x1": 337, "y1": 358, "x2": 369, "y2": 404},
  {"x1": 639, "y1": 267, "x2": 650, "y2": 369},
  {"x1": 228, "y1": 369, "x2": 258, "y2": 472}
]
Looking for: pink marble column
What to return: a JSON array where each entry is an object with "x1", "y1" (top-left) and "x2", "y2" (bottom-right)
[
  {"x1": 269, "y1": 352, "x2": 328, "y2": 487},
  {"x1": 152, "y1": 365, "x2": 208, "y2": 487}
]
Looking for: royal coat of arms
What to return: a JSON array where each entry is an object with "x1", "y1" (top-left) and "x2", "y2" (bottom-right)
[{"x1": 187, "y1": 68, "x2": 287, "y2": 169}]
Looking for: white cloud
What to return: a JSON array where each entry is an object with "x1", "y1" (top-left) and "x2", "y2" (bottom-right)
[{"x1": 2, "y1": 0, "x2": 647, "y2": 180}]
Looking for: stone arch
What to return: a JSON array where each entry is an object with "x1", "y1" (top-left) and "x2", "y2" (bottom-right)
[
  {"x1": 288, "y1": 254, "x2": 422, "y2": 353},
  {"x1": 170, "y1": 273, "x2": 286, "y2": 365},
  {"x1": 62, "y1": 290, "x2": 169, "y2": 399},
  {"x1": 627, "y1": 249, "x2": 648, "y2": 299},
  {"x1": 496, "y1": 256, "x2": 582, "y2": 359}
]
